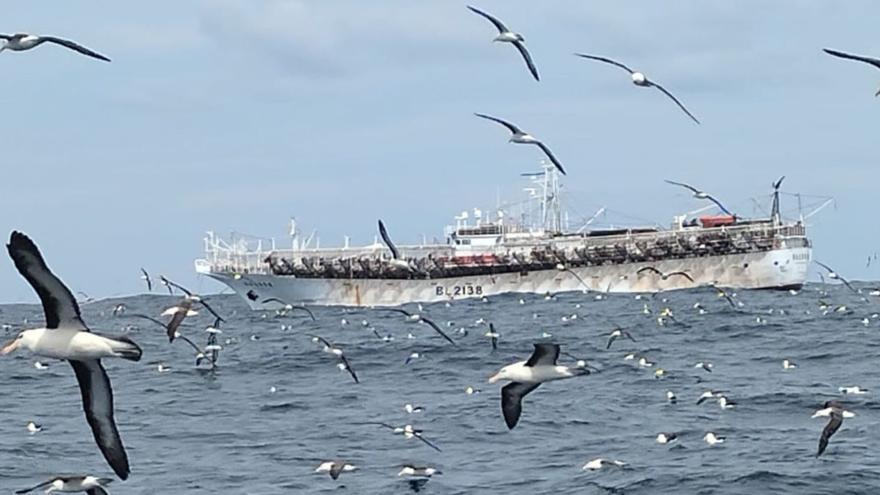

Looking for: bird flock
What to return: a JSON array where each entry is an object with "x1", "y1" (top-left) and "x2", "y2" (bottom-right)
[{"x1": 2, "y1": 4, "x2": 880, "y2": 493}]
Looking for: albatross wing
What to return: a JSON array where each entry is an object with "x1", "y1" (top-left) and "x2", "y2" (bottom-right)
[
  {"x1": 525, "y1": 343, "x2": 560, "y2": 367},
  {"x1": 817, "y1": 412, "x2": 843, "y2": 457},
  {"x1": 501, "y1": 382, "x2": 540, "y2": 429},
  {"x1": 7, "y1": 231, "x2": 84, "y2": 329},
  {"x1": 70, "y1": 360, "x2": 131, "y2": 480}
]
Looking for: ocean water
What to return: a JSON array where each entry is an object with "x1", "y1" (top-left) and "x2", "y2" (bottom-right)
[{"x1": 0, "y1": 284, "x2": 878, "y2": 494}]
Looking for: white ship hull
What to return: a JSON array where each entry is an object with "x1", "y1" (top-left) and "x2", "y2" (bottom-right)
[{"x1": 206, "y1": 245, "x2": 810, "y2": 308}]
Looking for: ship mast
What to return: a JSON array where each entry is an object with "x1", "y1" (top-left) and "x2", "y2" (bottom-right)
[{"x1": 536, "y1": 160, "x2": 562, "y2": 233}]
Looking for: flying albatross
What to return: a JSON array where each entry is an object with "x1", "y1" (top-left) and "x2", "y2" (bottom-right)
[
  {"x1": 309, "y1": 334, "x2": 359, "y2": 383},
  {"x1": 574, "y1": 53, "x2": 700, "y2": 124},
  {"x1": 2, "y1": 232, "x2": 141, "y2": 480},
  {"x1": 15, "y1": 475, "x2": 112, "y2": 495},
  {"x1": 474, "y1": 113, "x2": 567, "y2": 175},
  {"x1": 489, "y1": 343, "x2": 589, "y2": 429},
  {"x1": 637, "y1": 266, "x2": 695, "y2": 283},
  {"x1": 139, "y1": 268, "x2": 152, "y2": 292},
  {"x1": 823, "y1": 48, "x2": 880, "y2": 96},
  {"x1": 813, "y1": 400, "x2": 854, "y2": 457},
  {"x1": 467, "y1": 5, "x2": 540, "y2": 81},
  {"x1": 814, "y1": 261, "x2": 858, "y2": 293},
  {"x1": 664, "y1": 180, "x2": 734, "y2": 216},
  {"x1": 378, "y1": 220, "x2": 412, "y2": 270},
  {"x1": 261, "y1": 297, "x2": 316, "y2": 320},
  {"x1": 0, "y1": 33, "x2": 110, "y2": 62},
  {"x1": 382, "y1": 308, "x2": 457, "y2": 345}
]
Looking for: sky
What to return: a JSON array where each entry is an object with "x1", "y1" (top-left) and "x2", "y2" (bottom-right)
[{"x1": 1, "y1": 1, "x2": 878, "y2": 302}]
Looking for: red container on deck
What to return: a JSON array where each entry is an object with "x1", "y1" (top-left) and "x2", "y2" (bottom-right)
[{"x1": 699, "y1": 215, "x2": 736, "y2": 228}]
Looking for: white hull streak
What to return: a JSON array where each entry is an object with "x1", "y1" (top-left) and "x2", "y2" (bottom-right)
[{"x1": 205, "y1": 246, "x2": 810, "y2": 308}]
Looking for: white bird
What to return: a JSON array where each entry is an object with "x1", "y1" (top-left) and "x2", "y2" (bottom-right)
[
  {"x1": 656, "y1": 432, "x2": 677, "y2": 444},
  {"x1": 704, "y1": 432, "x2": 725, "y2": 445},
  {"x1": 574, "y1": 53, "x2": 699, "y2": 124},
  {"x1": 839, "y1": 386, "x2": 868, "y2": 395},
  {"x1": 474, "y1": 113, "x2": 567, "y2": 175},
  {"x1": 783, "y1": 359, "x2": 797, "y2": 370},
  {"x1": 15, "y1": 475, "x2": 112, "y2": 495},
  {"x1": 717, "y1": 396, "x2": 736, "y2": 410},
  {"x1": 666, "y1": 391, "x2": 677, "y2": 404},
  {"x1": 489, "y1": 343, "x2": 588, "y2": 429},
  {"x1": 3, "y1": 232, "x2": 140, "y2": 480},
  {"x1": 0, "y1": 33, "x2": 110, "y2": 61},
  {"x1": 467, "y1": 5, "x2": 539, "y2": 81},
  {"x1": 582, "y1": 458, "x2": 626, "y2": 470},
  {"x1": 315, "y1": 460, "x2": 357, "y2": 480},
  {"x1": 26, "y1": 421, "x2": 42, "y2": 434},
  {"x1": 813, "y1": 400, "x2": 853, "y2": 457},
  {"x1": 398, "y1": 464, "x2": 442, "y2": 477}
]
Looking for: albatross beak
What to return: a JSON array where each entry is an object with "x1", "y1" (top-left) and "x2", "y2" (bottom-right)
[
  {"x1": 488, "y1": 372, "x2": 501, "y2": 384},
  {"x1": 1, "y1": 338, "x2": 19, "y2": 355}
]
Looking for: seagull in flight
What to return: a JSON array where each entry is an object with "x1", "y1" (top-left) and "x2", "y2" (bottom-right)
[
  {"x1": 664, "y1": 180, "x2": 734, "y2": 216},
  {"x1": 474, "y1": 113, "x2": 566, "y2": 175},
  {"x1": 574, "y1": 53, "x2": 699, "y2": 124},
  {"x1": 0, "y1": 33, "x2": 110, "y2": 62},
  {"x1": 823, "y1": 48, "x2": 880, "y2": 96},
  {"x1": 467, "y1": 5, "x2": 539, "y2": 81},
  {"x1": 814, "y1": 261, "x2": 858, "y2": 293},
  {"x1": 636, "y1": 266, "x2": 695, "y2": 283}
]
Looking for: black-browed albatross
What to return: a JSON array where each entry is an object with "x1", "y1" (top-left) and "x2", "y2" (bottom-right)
[
  {"x1": 664, "y1": 180, "x2": 734, "y2": 216},
  {"x1": 2, "y1": 232, "x2": 141, "y2": 480},
  {"x1": 823, "y1": 48, "x2": 880, "y2": 96},
  {"x1": 15, "y1": 475, "x2": 112, "y2": 495},
  {"x1": 378, "y1": 220, "x2": 412, "y2": 271},
  {"x1": 574, "y1": 53, "x2": 700, "y2": 124},
  {"x1": 489, "y1": 343, "x2": 589, "y2": 429},
  {"x1": 0, "y1": 33, "x2": 110, "y2": 62},
  {"x1": 474, "y1": 113, "x2": 567, "y2": 175},
  {"x1": 467, "y1": 5, "x2": 540, "y2": 81},
  {"x1": 382, "y1": 308, "x2": 456, "y2": 345}
]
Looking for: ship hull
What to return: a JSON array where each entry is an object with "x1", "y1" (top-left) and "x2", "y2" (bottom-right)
[{"x1": 207, "y1": 245, "x2": 810, "y2": 308}]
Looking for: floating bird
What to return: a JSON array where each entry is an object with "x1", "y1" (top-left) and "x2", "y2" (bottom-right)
[
  {"x1": 467, "y1": 5, "x2": 539, "y2": 81},
  {"x1": 823, "y1": 48, "x2": 880, "y2": 96},
  {"x1": 666, "y1": 391, "x2": 677, "y2": 404},
  {"x1": 309, "y1": 335, "x2": 359, "y2": 383},
  {"x1": 405, "y1": 352, "x2": 421, "y2": 365},
  {"x1": 814, "y1": 261, "x2": 858, "y2": 293},
  {"x1": 839, "y1": 386, "x2": 868, "y2": 395},
  {"x1": 15, "y1": 475, "x2": 112, "y2": 495},
  {"x1": 382, "y1": 308, "x2": 456, "y2": 345},
  {"x1": 694, "y1": 361, "x2": 713, "y2": 373},
  {"x1": 582, "y1": 458, "x2": 626, "y2": 470},
  {"x1": 704, "y1": 432, "x2": 726, "y2": 445},
  {"x1": 636, "y1": 266, "x2": 695, "y2": 283},
  {"x1": 813, "y1": 400, "x2": 854, "y2": 457},
  {"x1": 606, "y1": 327, "x2": 636, "y2": 349},
  {"x1": 489, "y1": 343, "x2": 589, "y2": 429},
  {"x1": 0, "y1": 33, "x2": 110, "y2": 62},
  {"x1": 26, "y1": 421, "x2": 42, "y2": 434},
  {"x1": 315, "y1": 460, "x2": 357, "y2": 480},
  {"x1": 111, "y1": 304, "x2": 126, "y2": 317},
  {"x1": 574, "y1": 53, "x2": 699, "y2": 124},
  {"x1": 261, "y1": 298, "x2": 316, "y2": 320},
  {"x1": 139, "y1": 268, "x2": 152, "y2": 292},
  {"x1": 404, "y1": 404, "x2": 424, "y2": 414},
  {"x1": 717, "y1": 396, "x2": 736, "y2": 410},
  {"x1": 3, "y1": 232, "x2": 141, "y2": 480},
  {"x1": 783, "y1": 359, "x2": 797, "y2": 370},
  {"x1": 664, "y1": 180, "x2": 733, "y2": 216},
  {"x1": 697, "y1": 390, "x2": 724, "y2": 405},
  {"x1": 370, "y1": 423, "x2": 442, "y2": 452},
  {"x1": 474, "y1": 113, "x2": 566, "y2": 175},
  {"x1": 656, "y1": 432, "x2": 678, "y2": 444},
  {"x1": 378, "y1": 220, "x2": 412, "y2": 270},
  {"x1": 399, "y1": 464, "x2": 442, "y2": 478}
]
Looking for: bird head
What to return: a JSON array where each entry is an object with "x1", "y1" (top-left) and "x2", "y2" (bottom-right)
[
  {"x1": 488, "y1": 365, "x2": 513, "y2": 384},
  {"x1": 1, "y1": 330, "x2": 37, "y2": 355}
]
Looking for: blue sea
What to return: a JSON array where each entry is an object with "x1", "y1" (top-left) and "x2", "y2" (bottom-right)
[{"x1": 1, "y1": 284, "x2": 878, "y2": 494}]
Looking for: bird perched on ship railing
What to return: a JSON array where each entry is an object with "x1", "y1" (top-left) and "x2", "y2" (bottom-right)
[
  {"x1": 813, "y1": 261, "x2": 859, "y2": 294},
  {"x1": 664, "y1": 180, "x2": 735, "y2": 217}
]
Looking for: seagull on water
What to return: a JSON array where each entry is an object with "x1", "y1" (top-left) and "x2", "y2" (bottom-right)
[
  {"x1": 0, "y1": 33, "x2": 110, "y2": 62},
  {"x1": 489, "y1": 343, "x2": 589, "y2": 429},
  {"x1": 813, "y1": 400, "x2": 854, "y2": 457},
  {"x1": 574, "y1": 53, "x2": 699, "y2": 124},
  {"x1": 474, "y1": 113, "x2": 567, "y2": 175},
  {"x1": 15, "y1": 475, "x2": 112, "y2": 495},
  {"x1": 2, "y1": 232, "x2": 141, "y2": 480},
  {"x1": 467, "y1": 5, "x2": 539, "y2": 81},
  {"x1": 309, "y1": 335, "x2": 359, "y2": 383},
  {"x1": 823, "y1": 48, "x2": 880, "y2": 96},
  {"x1": 704, "y1": 432, "x2": 726, "y2": 445},
  {"x1": 582, "y1": 458, "x2": 626, "y2": 470},
  {"x1": 315, "y1": 460, "x2": 358, "y2": 480},
  {"x1": 664, "y1": 180, "x2": 734, "y2": 216}
]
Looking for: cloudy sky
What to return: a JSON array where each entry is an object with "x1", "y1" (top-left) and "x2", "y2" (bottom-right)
[{"x1": 1, "y1": 1, "x2": 878, "y2": 302}]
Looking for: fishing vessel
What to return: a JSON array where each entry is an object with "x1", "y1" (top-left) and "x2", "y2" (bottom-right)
[{"x1": 195, "y1": 165, "x2": 815, "y2": 308}]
